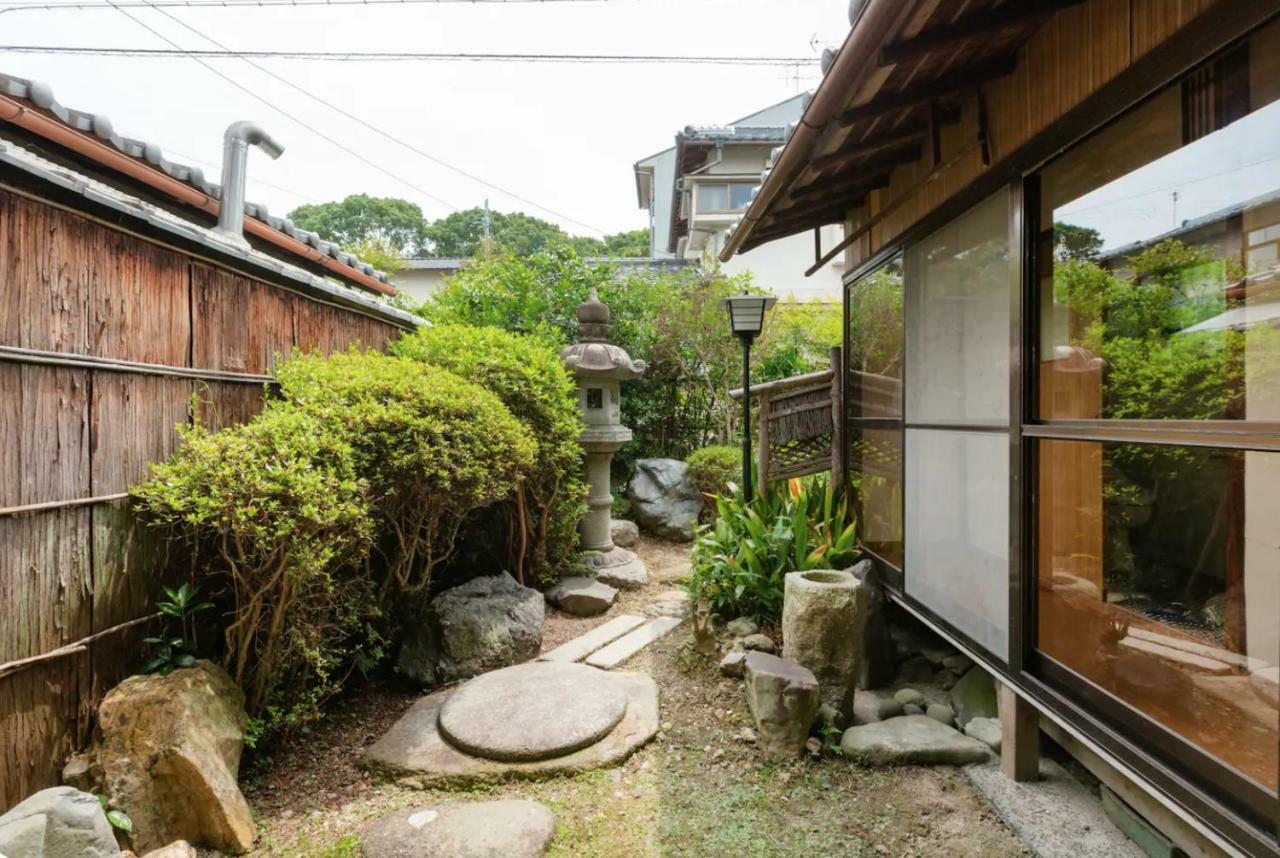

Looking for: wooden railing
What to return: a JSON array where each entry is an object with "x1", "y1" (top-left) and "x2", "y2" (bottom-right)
[{"x1": 731, "y1": 346, "x2": 843, "y2": 489}]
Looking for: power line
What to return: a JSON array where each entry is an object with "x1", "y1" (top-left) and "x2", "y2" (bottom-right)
[
  {"x1": 137, "y1": 2, "x2": 613, "y2": 234},
  {"x1": 0, "y1": 45, "x2": 817, "y2": 67},
  {"x1": 100, "y1": 0, "x2": 464, "y2": 213},
  {"x1": 0, "y1": 0, "x2": 601, "y2": 15}
]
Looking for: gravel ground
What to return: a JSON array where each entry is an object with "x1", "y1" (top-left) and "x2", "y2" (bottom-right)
[{"x1": 235, "y1": 539, "x2": 1029, "y2": 858}]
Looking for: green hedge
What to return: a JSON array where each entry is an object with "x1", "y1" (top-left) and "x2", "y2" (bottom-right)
[{"x1": 687, "y1": 444, "x2": 741, "y2": 505}]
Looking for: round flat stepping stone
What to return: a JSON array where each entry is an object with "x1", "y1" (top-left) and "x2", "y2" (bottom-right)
[
  {"x1": 438, "y1": 662, "x2": 626, "y2": 762},
  {"x1": 362, "y1": 799, "x2": 555, "y2": 858}
]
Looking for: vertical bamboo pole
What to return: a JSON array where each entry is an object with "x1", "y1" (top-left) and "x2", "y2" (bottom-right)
[
  {"x1": 829, "y1": 346, "x2": 843, "y2": 486},
  {"x1": 757, "y1": 391, "x2": 770, "y2": 495}
]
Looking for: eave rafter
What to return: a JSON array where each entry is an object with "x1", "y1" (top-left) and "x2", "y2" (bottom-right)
[
  {"x1": 834, "y1": 54, "x2": 1017, "y2": 127},
  {"x1": 878, "y1": 0, "x2": 1085, "y2": 66}
]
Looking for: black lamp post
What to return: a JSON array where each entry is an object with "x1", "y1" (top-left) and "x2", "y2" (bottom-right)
[{"x1": 722, "y1": 292, "x2": 776, "y2": 498}]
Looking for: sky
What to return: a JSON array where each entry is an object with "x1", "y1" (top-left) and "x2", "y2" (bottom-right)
[{"x1": 0, "y1": 0, "x2": 851, "y2": 239}]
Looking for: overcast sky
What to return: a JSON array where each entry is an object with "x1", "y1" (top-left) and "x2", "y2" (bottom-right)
[{"x1": 1, "y1": 0, "x2": 850, "y2": 238}]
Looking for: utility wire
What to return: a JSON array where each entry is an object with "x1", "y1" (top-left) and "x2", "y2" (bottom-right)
[
  {"x1": 101, "y1": 0, "x2": 463, "y2": 212},
  {"x1": 139, "y1": 2, "x2": 612, "y2": 234},
  {"x1": 0, "y1": 0, "x2": 601, "y2": 15},
  {"x1": 0, "y1": 45, "x2": 817, "y2": 66}
]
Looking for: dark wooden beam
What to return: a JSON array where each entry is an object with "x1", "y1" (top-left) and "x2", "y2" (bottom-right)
[
  {"x1": 785, "y1": 174, "x2": 890, "y2": 216},
  {"x1": 792, "y1": 145, "x2": 916, "y2": 197},
  {"x1": 878, "y1": 0, "x2": 1086, "y2": 66},
  {"x1": 757, "y1": 198, "x2": 859, "y2": 239},
  {"x1": 834, "y1": 55, "x2": 1017, "y2": 127},
  {"x1": 812, "y1": 125, "x2": 928, "y2": 171}
]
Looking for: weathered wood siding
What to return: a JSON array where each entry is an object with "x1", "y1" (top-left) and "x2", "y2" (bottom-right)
[
  {"x1": 0, "y1": 188, "x2": 406, "y2": 810},
  {"x1": 845, "y1": 0, "x2": 1223, "y2": 269}
]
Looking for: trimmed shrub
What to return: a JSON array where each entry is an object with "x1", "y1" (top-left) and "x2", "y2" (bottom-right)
[
  {"x1": 391, "y1": 324, "x2": 585, "y2": 584},
  {"x1": 133, "y1": 406, "x2": 376, "y2": 729},
  {"x1": 687, "y1": 444, "x2": 741, "y2": 504},
  {"x1": 687, "y1": 474, "x2": 858, "y2": 624},
  {"x1": 274, "y1": 349, "x2": 537, "y2": 595}
]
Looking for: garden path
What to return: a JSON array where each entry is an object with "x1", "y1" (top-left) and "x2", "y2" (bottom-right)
[{"x1": 234, "y1": 537, "x2": 1030, "y2": 858}]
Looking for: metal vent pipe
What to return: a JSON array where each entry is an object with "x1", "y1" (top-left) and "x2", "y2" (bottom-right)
[{"x1": 215, "y1": 120, "x2": 284, "y2": 242}]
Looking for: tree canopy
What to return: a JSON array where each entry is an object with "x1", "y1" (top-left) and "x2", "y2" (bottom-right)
[{"x1": 288, "y1": 194, "x2": 428, "y2": 255}]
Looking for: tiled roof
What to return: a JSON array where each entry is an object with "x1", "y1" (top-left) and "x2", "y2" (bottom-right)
[
  {"x1": 679, "y1": 125, "x2": 790, "y2": 144},
  {"x1": 0, "y1": 72, "x2": 390, "y2": 289},
  {"x1": 0, "y1": 134, "x2": 423, "y2": 329}
]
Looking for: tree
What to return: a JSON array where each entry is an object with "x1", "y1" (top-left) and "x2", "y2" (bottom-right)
[
  {"x1": 288, "y1": 195, "x2": 427, "y2": 255},
  {"x1": 1053, "y1": 221, "x2": 1104, "y2": 261},
  {"x1": 422, "y1": 208, "x2": 650, "y2": 259},
  {"x1": 569, "y1": 229, "x2": 650, "y2": 258}
]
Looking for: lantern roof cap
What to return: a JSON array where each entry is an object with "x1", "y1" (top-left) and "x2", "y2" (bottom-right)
[{"x1": 561, "y1": 290, "x2": 646, "y2": 380}]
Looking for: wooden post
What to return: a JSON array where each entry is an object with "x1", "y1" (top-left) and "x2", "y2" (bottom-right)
[
  {"x1": 757, "y1": 391, "x2": 770, "y2": 494},
  {"x1": 997, "y1": 679, "x2": 1040, "y2": 781},
  {"x1": 829, "y1": 346, "x2": 843, "y2": 486}
]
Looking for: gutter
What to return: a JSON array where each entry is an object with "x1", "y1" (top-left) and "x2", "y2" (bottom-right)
[
  {"x1": 0, "y1": 94, "x2": 395, "y2": 297},
  {"x1": 718, "y1": 0, "x2": 909, "y2": 262}
]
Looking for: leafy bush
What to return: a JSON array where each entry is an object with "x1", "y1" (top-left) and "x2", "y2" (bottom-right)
[
  {"x1": 687, "y1": 474, "x2": 858, "y2": 624},
  {"x1": 133, "y1": 406, "x2": 376, "y2": 724},
  {"x1": 391, "y1": 324, "x2": 586, "y2": 584},
  {"x1": 274, "y1": 349, "x2": 536, "y2": 595},
  {"x1": 686, "y1": 445, "x2": 740, "y2": 508}
]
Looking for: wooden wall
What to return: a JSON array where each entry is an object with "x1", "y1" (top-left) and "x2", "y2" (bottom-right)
[
  {"x1": 845, "y1": 0, "x2": 1222, "y2": 268},
  {"x1": 0, "y1": 188, "x2": 405, "y2": 811}
]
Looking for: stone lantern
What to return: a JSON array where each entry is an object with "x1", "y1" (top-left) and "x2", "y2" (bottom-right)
[{"x1": 560, "y1": 290, "x2": 649, "y2": 588}]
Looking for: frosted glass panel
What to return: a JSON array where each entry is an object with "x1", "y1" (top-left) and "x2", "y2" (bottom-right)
[
  {"x1": 905, "y1": 191, "x2": 1011, "y2": 425},
  {"x1": 905, "y1": 429, "x2": 1009, "y2": 657}
]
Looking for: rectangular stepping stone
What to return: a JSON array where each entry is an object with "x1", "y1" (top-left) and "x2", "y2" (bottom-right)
[
  {"x1": 585, "y1": 616, "x2": 685, "y2": 669},
  {"x1": 538, "y1": 614, "x2": 646, "y2": 664}
]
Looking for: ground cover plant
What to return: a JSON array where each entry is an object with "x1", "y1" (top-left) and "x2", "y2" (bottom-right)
[
  {"x1": 687, "y1": 474, "x2": 858, "y2": 624},
  {"x1": 391, "y1": 324, "x2": 585, "y2": 585}
]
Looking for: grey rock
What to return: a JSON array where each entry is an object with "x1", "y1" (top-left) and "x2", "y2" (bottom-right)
[
  {"x1": 782, "y1": 569, "x2": 864, "y2": 721},
  {"x1": 919, "y1": 644, "x2": 952, "y2": 667},
  {"x1": 739, "y1": 633, "x2": 777, "y2": 654},
  {"x1": 893, "y1": 687, "x2": 924, "y2": 706},
  {"x1": 725, "y1": 617, "x2": 759, "y2": 638},
  {"x1": 143, "y1": 842, "x2": 198, "y2": 858},
  {"x1": 850, "y1": 691, "x2": 881, "y2": 726},
  {"x1": 628, "y1": 459, "x2": 702, "y2": 542},
  {"x1": 546, "y1": 577, "x2": 617, "y2": 617},
  {"x1": 877, "y1": 696, "x2": 905, "y2": 720},
  {"x1": 0, "y1": 787, "x2": 119, "y2": 858},
  {"x1": 399, "y1": 573, "x2": 544, "y2": 687},
  {"x1": 610, "y1": 519, "x2": 640, "y2": 548},
  {"x1": 964, "y1": 716, "x2": 1002, "y2": 751},
  {"x1": 814, "y1": 703, "x2": 841, "y2": 729},
  {"x1": 950, "y1": 666, "x2": 998, "y2": 729},
  {"x1": 840, "y1": 715, "x2": 992, "y2": 766},
  {"x1": 903, "y1": 703, "x2": 925, "y2": 716},
  {"x1": 743, "y1": 652, "x2": 820, "y2": 761},
  {"x1": 926, "y1": 703, "x2": 955, "y2": 727},
  {"x1": 897, "y1": 655, "x2": 936, "y2": 685},
  {"x1": 848, "y1": 560, "x2": 896, "y2": 690},
  {"x1": 645, "y1": 590, "x2": 691, "y2": 619},
  {"x1": 937, "y1": 670, "x2": 960, "y2": 691},
  {"x1": 942, "y1": 654, "x2": 973, "y2": 673},
  {"x1": 719, "y1": 651, "x2": 747, "y2": 678},
  {"x1": 588, "y1": 549, "x2": 649, "y2": 590},
  {"x1": 362, "y1": 799, "x2": 555, "y2": 858}
]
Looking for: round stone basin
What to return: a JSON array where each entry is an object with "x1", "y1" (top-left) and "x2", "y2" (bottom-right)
[
  {"x1": 800, "y1": 570, "x2": 853, "y2": 586},
  {"x1": 437, "y1": 662, "x2": 627, "y2": 762}
]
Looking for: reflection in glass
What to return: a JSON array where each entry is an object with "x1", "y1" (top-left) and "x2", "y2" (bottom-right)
[
  {"x1": 851, "y1": 429, "x2": 902, "y2": 568},
  {"x1": 905, "y1": 191, "x2": 1011, "y2": 425},
  {"x1": 1039, "y1": 57, "x2": 1280, "y2": 422},
  {"x1": 1038, "y1": 440, "x2": 1279, "y2": 794}
]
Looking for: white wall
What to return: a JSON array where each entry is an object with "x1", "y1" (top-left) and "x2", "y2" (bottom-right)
[
  {"x1": 391, "y1": 267, "x2": 455, "y2": 304},
  {"x1": 718, "y1": 226, "x2": 845, "y2": 301}
]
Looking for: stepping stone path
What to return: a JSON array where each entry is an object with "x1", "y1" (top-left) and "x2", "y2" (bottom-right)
[
  {"x1": 585, "y1": 616, "x2": 684, "y2": 669},
  {"x1": 840, "y1": 714, "x2": 992, "y2": 766},
  {"x1": 539, "y1": 614, "x2": 646, "y2": 663},
  {"x1": 546, "y1": 576, "x2": 617, "y2": 617},
  {"x1": 362, "y1": 799, "x2": 556, "y2": 858},
  {"x1": 645, "y1": 589, "x2": 691, "y2": 619},
  {"x1": 361, "y1": 661, "x2": 658, "y2": 787}
]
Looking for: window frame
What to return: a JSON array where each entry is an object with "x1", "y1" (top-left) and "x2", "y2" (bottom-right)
[{"x1": 695, "y1": 181, "x2": 755, "y2": 215}]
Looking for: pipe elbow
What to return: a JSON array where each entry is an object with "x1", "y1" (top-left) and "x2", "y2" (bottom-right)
[{"x1": 224, "y1": 120, "x2": 284, "y2": 160}]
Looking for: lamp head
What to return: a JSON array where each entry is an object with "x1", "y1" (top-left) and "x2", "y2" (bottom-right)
[{"x1": 722, "y1": 292, "x2": 777, "y2": 341}]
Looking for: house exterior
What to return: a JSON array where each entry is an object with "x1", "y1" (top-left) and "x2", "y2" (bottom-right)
[
  {"x1": 0, "y1": 72, "x2": 419, "y2": 810},
  {"x1": 392, "y1": 255, "x2": 693, "y2": 304},
  {"x1": 634, "y1": 95, "x2": 846, "y2": 300},
  {"x1": 720, "y1": 3, "x2": 1280, "y2": 856}
]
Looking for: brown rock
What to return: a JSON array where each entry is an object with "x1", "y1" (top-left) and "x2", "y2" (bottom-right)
[
  {"x1": 74, "y1": 660, "x2": 256, "y2": 854},
  {"x1": 742, "y1": 652, "x2": 820, "y2": 761},
  {"x1": 143, "y1": 842, "x2": 198, "y2": 858}
]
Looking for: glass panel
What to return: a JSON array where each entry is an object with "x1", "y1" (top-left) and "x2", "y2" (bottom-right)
[
  {"x1": 847, "y1": 258, "x2": 903, "y2": 419},
  {"x1": 1038, "y1": 29, "x2": 1280, "y2": 421},
  {"x1": 698, "y1": 183, "x2": 729, "y2": 212},
  {"x1": 851, "y1": 428, "x2": 902, "y2": 568},
  {"x1": 1038, "y1": 439, "x2": 1279, "y2": 794},
  {"x1": 906, "y1": 190, "x2": 1012, "y2": 426},
  {"x1": 729, "y1": 183, "x2": 755, "y2": 211},
  {"x1": 905, "y1": 429, "x2": 1009, "y2": 656}
]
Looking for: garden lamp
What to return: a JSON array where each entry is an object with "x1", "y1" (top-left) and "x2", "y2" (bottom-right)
[{"x1": 722, "y1": 292, "x2": 776, "y2": 498}]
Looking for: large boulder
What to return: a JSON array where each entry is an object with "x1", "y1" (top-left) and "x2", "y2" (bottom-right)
[
  {"x1": 781, "y1": 569, "x2": 865, "y2": 721},
  {"x1": 362, "y1": 800, "x2": 555, "y2": 858},
  {"x1": 627, "y1": 459, "x2": 702, "y2": 542},
  {"x1": 840, "y1": 715, "x2": 991, "y2": 766},
  {"x1": 64, "y1": 660, "x2": 255, "y2": 854},
  {"x1": 399, "y1": 573, "x2": 544, "y2": 686},
  {"x1": 0, "y1": 787, "x2": 119, "y2": 858},
  {"x1": 742, "y1": 652, "x2": 820, "y2": 761}
]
